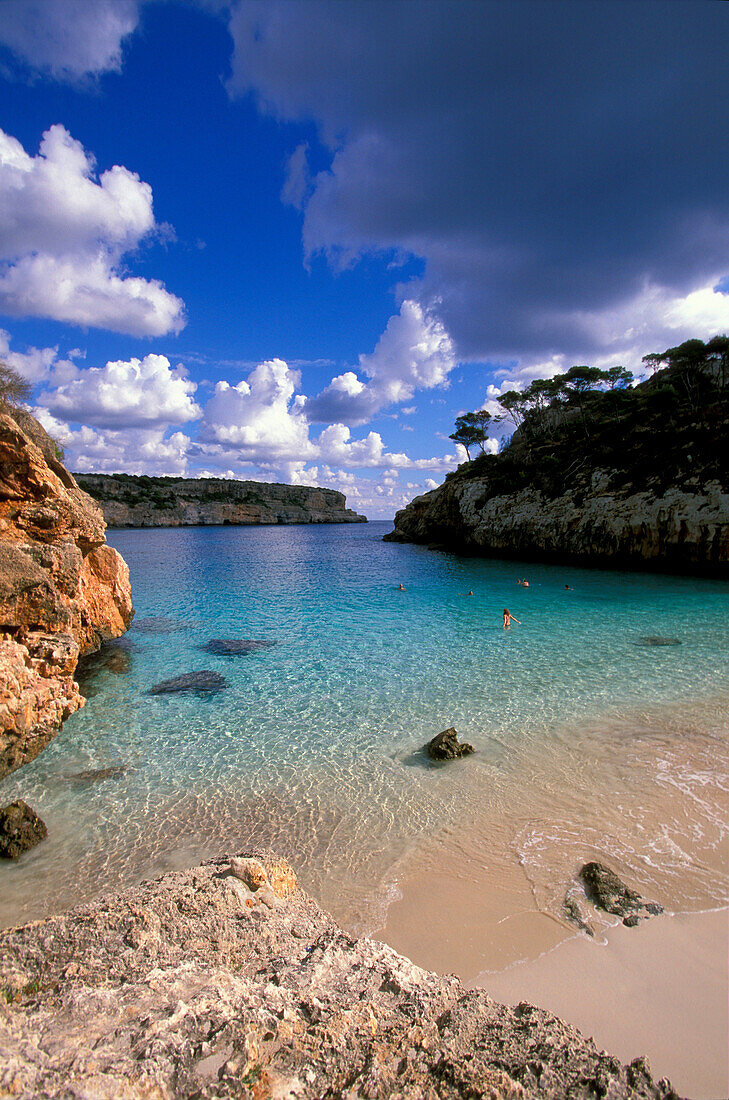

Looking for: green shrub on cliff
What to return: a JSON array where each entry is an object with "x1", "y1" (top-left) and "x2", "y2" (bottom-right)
[{"x1": 448, "y1": 336, "x2": 728, "y2": 500}]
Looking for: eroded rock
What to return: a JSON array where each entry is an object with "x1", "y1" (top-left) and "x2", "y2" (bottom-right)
[
  {"x1": 427, "y1": 726, "x2": 475, "y2": 760},
  {"x1": 579, "y1": 861, "x2": 664, "y2": 926},
  {"x1": 0, "y1": 850, "x2": 679, "y2": 1099},
  {"x1": 0, "y1": 799, "x2": 47, "y2": 859},
  {"x1": 0, "y1": 411, "x2": 133, "y2": 779}
]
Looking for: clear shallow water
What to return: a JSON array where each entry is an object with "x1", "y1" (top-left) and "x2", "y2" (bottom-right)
[{"x1": 1, "y1": 522, "x2": 727, "y2": 939}]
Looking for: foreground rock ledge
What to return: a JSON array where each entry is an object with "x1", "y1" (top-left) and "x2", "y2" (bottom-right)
[{"x1": 0, "y1": 851, "x2": 679, "y2": 1099}]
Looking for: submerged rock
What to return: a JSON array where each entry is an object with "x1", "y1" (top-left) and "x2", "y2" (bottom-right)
[
  {"x1": 563, "y1": 892, "x2": 595, "y2": 937},
  {"x1": 63, "y1": 765, "x2": 128, "y2": 784},
  {"x1": 635, "y1": 636, "x2": 682, "y2": 647},
  {"x1": 579, "y1": 861, "x2": 664, "y2": 926},
  {"x1": 0, "y1": 849, "x2": 679, "y2": 1098},
  {"x1": 132, "y1": 616, "x2": 188, "y2": 634},
  {"x1": 0, "y1": 800, "x2": 47, "y2": 859},
  {"x1": 426, "y1": 726, "x2": 475, "y2": 760},
  {"x1": 204, "y1": 638, "x2": 276, "y2": 656},
  {"x1": 149, "y1": 670, "x2": 227, "y2": 694}
]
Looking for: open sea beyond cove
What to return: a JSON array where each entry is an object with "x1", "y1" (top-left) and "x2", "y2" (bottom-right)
[{"x1": 1, "y1": 522, "x2": 728, "y2": 958}]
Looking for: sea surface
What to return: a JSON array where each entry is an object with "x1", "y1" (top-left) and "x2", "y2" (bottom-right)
[{"x1": 1, "y1": 522, "x2": 728, "y2": 943}]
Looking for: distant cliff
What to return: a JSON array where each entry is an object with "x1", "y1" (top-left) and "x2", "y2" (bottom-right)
[
  {"x1": 386, "y1": 356, "x2": 729, "y2": 575},
  {"x1": 75, "y1": 474, "x2": 367, "y2": 527},
  {"x1": 0, "y1": 410, "x2": 133, "y2": 779}
]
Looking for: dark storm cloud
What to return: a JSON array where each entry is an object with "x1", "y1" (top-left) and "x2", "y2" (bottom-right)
[{"x1": 228, "y1": 0, "x2": 729, "y2": 363}]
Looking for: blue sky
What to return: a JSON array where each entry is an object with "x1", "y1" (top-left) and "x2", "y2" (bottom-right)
[{"x1": 0, "y1": 0, "x2": 728, "y2": 518}]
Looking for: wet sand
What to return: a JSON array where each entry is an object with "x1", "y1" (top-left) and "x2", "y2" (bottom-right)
[
  {"x1": 380, "y1": 873, "x2": 728, "y2": 1099},
  {"x1": 481, "y1": 908, "x2": 728, "y2": 1100}
]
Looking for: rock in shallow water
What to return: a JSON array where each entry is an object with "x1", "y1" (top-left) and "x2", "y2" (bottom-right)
[
  {"x1": 132, "y1": 616, "x2": 189, "y2": 634},
  {"x1": 579, "y1": 861, "x2": 664, "y2": 926},
  {"x1": 149, "y1": 670, "x2": 227, "y2": 694},
  {"x1": 427, "y1": 726, "x2": 475, "y2": 760},
  {"x1": 0, "y1": 800, "x2": 47, "y2": 859},
  {"x1": 635, "y1": 636, "x2": 682, "y2": 647},
  {"x1": 63, "y1": 765, "x2": 128, "y2": 784},
  {"x1": 204, "y1": 638, "x2": 276, "y2": 656}
]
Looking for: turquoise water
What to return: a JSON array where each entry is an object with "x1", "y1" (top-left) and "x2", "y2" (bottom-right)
[{"x1": 1, "y1": 522, "x2": 728, "y2": 935}]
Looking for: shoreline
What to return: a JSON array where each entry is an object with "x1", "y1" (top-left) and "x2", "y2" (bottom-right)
[{"x1": 377, "y1": 864, "x2": 728, "y2": 1099}]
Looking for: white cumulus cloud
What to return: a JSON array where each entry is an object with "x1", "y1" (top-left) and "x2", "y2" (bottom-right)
[
  {"x1": 0, "y1": 125, "x2": 185, "y2": 336},
  {"x1": 38, "y1": 353, "x2": 200, "y2": 429},
  {"x1": 306, "y1": 300, "x2": 455, "y2": 424}
]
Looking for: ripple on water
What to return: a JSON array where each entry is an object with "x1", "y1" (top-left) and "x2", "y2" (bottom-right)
[{"x1": 0, "y1": 523, "x2": 727, "y2": 935}]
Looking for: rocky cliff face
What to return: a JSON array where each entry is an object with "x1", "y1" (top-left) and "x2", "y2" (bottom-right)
[
  {"x1": 0, "y1": 411, "x2": 133, "y2": 779},
  {"x1": 0, "y1": 849, "x2": 677, "y2": 1099},
  {"x1": 385, "y1": 470, "x2": 729, "y2": 575},
  {"x1": 75, "y1": 474, "x2": 367, "y2": 527}
]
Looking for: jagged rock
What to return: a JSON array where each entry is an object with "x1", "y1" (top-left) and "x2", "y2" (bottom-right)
[
  {"x1": 204, "y1": 638, "x2": 276, "y2": 656},
  {"x1": 149, "y1": 670, "x2": 227, "y2": 694},
  {"x1": 426, "y1": 726, "x2": 475, "y2": 760},
  {"x1": 563, "y1": 893, "x2": 595, "y2": 937},
  {"x1": 579, "y1": 862, "x2": 664, "y2": 926},
  {"x1": 0, "y1": 799, "x2": 47, "y2": 859},
  {"x1": 0, "y1": 851, "x2": 679, "y2": 1099},
  {"x1": 385, "y1": 475, "x2": 729, "y2": 576},
  {"x1": 0, "y1": 411, "x2": 133, "y2": 779},
  {"x1": 75, "y1": 473, "x2": 367, "y2": 527}
]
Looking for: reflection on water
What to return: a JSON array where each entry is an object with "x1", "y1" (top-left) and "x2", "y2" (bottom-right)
[{"x1": 0, "y1": 523, "x2": 727, "y2": 938}]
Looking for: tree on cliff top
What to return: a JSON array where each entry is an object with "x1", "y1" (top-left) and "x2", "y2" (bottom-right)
[
  {"x1": 450, "y1": 410, "x2": 492, "y2": 460},
  {"x1": 0, "y1": 362, "x2": 31, "y2": 409}
]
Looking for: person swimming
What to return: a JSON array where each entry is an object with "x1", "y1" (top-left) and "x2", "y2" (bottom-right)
[
  {"x1": 398, "y1": 584, "x2": 405, "y2": 590},
  {"x1": 503, "y1": 608, "x2": 521, "y2": 629}
]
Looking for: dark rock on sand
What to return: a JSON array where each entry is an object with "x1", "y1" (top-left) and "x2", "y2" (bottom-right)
[
  {"x1": 579, "y1": 861, "x2": 664, "y2": 926},
  {"x1": 427, "y1": 726, "x2": 475, "y2": 760},
  {"x1": 204, "y1": 638, "x2": 276, "y2": 656},
  {"x1": 0, "y1": 849, "x2": 679, "y2": 1098},
  {"x1": 63, "y1": 765, "x2": 128, "y2": 784},
  {"x1": 0, "y1": 800, "x2": 47, "y2": 859},
  {"x1": 149, "y1": 670, "x2": 227, "y2": 694},
  {"x1": 635, "y1": 636, "x2": 682, "y2": 647},
  {"x1": 563, "y1": 893, "x2": 595, "y2": 937}
]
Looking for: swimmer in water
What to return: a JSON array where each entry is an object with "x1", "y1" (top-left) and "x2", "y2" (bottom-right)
[
  {"x1": 503, "y1": 608, "x2": 521, "y2": 629},
  {"x1": 398, "y1": 584, "x2": 405, "y2": 590},
  {"x1": 467, "y1": 590, "x2": 474, "y2": 596}
]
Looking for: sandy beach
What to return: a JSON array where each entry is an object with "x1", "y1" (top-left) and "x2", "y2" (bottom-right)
[{"x1": 381, "y1": 869, "x2": 728, "y2": 1099}]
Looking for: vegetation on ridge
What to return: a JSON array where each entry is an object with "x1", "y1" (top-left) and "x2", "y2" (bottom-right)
[{"x1": 447, "y1": 337, "x2": 729, "y2": 501}]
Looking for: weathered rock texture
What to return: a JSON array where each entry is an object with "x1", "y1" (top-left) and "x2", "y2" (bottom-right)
[
  {"x1": 0, "y1": 850, "x2": 679, "y2": 1099},
  {"x1": 426, "y1": 726, "x2": 475, "y2": 761},
  {"x1": 0, "y1": 798, "x2": 47, "y2": 859},
  {"x1": 385, "y1": 473, "x2": 729, "y2": 576},
  {"x1": 76, "y1": 473, "x2": 367, "y2": 527},
  {"x1": 0, "y1": 410, "x2": 133, "y2": 779}
]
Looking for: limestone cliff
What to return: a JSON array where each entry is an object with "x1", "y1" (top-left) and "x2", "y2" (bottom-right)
[
  {"x1": 0, "y1": 849, "x2": 677, "y2": 1099},
  {"x1": 75, "y1": 473, "x2": 367, "y2": 527},
  {"x1": 385, "y1": 472, "x2": 729, "y2": 575},
  {"x1": 0, "y1": 410, "x2": 133, "y2": 779}
]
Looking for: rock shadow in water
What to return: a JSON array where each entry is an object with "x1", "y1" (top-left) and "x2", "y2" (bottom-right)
[
  {"x1": 203, "y1": 639, "x2": 277, "y2": 656},
  {"x1": 634, "y1": 636, "x2": 682, "y2": 647},
  {"x1": 61, "y1": 765, "x2": 130, "y2": 785},
  {"x1": 133, "y1": 617, "x2": 190, "y2": 635},
  {"x1": 149, "y1": 671, "x2": 227, "y2": 695}
]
